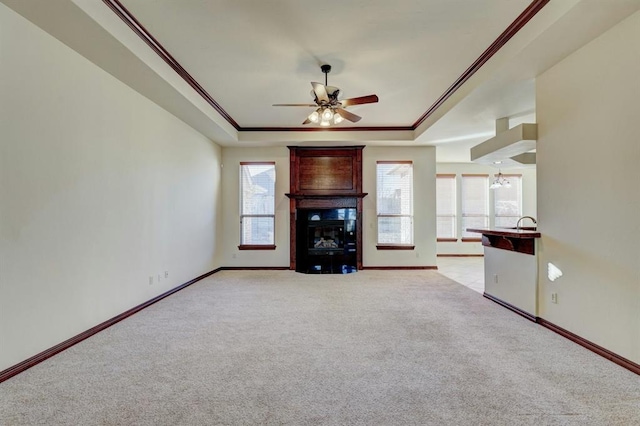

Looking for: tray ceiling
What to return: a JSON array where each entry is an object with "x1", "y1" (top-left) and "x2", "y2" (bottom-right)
[{"x1": 3, "y1": 0, "x2": 640, "y2": 159}]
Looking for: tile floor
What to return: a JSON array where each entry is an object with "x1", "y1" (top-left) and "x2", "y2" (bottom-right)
[{"x1": 437, "y1": 256, "x2": 485, "y2": 293}]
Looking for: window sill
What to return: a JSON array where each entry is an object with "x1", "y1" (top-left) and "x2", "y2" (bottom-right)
[
  {"x1": 437, "y1": 238, "x2": 458, "y2": 242},
  {"x1": 238, "y1": 245, "x2": 276, "y2": 250},
  {"x1": 461, "y1": 238, "x2": 482, "y2": 243},
  {"x1": 376, "y1": 245, "x2": 415, "y2": 250}
]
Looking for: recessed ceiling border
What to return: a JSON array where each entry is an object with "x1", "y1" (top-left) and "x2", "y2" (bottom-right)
[
  {"x1": 412, "y1": 0, "x2": 550, "y2": 129},
  {"x1": 102, "y1": 0, "x2": 549, "y2": 133},
  {"x1": 101, "y1": 0, "x2": 240, "y2": 130},
  {"x1": 240, "y1": 125, "x2": 415, "y2": 132}
]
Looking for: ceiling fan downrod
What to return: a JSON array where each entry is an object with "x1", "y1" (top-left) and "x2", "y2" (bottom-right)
[{"x1": 321, "y1": 64, "x2": 331, "y2": 86}]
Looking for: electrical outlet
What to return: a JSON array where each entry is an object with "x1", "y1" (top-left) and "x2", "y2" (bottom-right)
[
  {"x1": 148, "y1": 276, "x2": 153, "y2": 285},
  {"x1": 551, "y1": 292, "x2": 558, "y2": 304}
]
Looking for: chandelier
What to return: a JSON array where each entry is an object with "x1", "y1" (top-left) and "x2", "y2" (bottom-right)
[
  {"x1": 306, "y1": 106, "x2": 344, "y2": 127},
  {"x1": 490, "y1": 170, "x2": 511, "y2": 189}
]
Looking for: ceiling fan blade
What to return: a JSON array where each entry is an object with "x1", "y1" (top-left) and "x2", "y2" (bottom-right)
[
  {"x1": 311, "y1": 82, "x2": 330, "y2": 104},
  {"x1": 340, "y1": 94, "x2": 379, "y2": 107},
  {"x1": 302, "y1": 118, "x2": 312, "y2": 125},
  {"x1": 272, "y1": 103, "x2": 317, "y2": 107},
  {"x1": 336, "y1": 108, "x2": 361, "y2": 123}
]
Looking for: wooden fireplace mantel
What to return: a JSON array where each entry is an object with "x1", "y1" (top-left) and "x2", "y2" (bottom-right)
[
  {"x1": 285, "y1": 193, "x2": 368, "y2": 199},
  {"x1": 287, "y1": 146, "x2": 366, "y2": 272}
]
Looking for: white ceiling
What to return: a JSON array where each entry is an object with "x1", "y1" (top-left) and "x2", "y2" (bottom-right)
[
  {"x1": 4, "y1": 0, "x2": 640, "y2": 162},
  {"x1": 116, "y1": 0, "x2": 532, "y2": 128}
]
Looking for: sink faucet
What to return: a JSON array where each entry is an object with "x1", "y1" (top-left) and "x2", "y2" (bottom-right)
[{"x1": 516, "y1": 216, "x2": 537, "y2": 231}]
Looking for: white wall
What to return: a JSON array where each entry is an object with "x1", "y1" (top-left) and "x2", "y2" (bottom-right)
[
  {"x1": 0, "y1": 4, "x2": 222, "y2": 371},
  {"x1": 536, "y1": 10, "x2": 640, "y2": 363},
  {"x1": 435, "y1": 163, "x2": 537, "y2": 255},
  {"x1": 220, "y1": 147, "x2": 291, "y2": 267},
  {"x1": 363, "y1": 146, "x2": 437, "y2": 267},
  {"x1": 219, "y1": 146, "x2": 438, "y2": 268}
]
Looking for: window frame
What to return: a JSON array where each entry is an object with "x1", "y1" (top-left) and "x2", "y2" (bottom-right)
[
  {"x1": 238, "y1": 161, "x2": 276, "y2": 250},
  {"x1": 376, "y1": 161, "x2": 415, "y2": 250}
]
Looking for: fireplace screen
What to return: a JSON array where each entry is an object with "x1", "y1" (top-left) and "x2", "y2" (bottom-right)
[{"x1": 301, "y1": 209, "x2": 357, "y2": 273}]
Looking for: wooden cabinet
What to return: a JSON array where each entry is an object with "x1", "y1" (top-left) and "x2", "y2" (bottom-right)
[{"x1": 286, "y1": 146, "x2": 366, "y2": 273}]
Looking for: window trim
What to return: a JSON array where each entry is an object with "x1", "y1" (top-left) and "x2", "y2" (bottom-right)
[
  {"x1": 238, "y1": 244, "x2": 276, "y2": 250},
  {"x1": 461, "y1": 238, "x2": 482, "y2": 243},
  {"x1": 376, "y1": 244, "x2": 415, "y2": 250},
  {"x1": 239, "y1": 162, "x2": 276, "y2": 250}
]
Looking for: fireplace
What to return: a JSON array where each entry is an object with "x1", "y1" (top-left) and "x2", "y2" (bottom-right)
[
  {"x1": 286, "y1": 146, "x2": 366, "y2": 273},
  {"x1": 296, "y1": 208, "x2": 357, "y2": 273}
]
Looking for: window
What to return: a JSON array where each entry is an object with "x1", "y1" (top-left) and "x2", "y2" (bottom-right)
[
  {"x1": 436, "y1": 174, "x2": 457, "y2": 240},
  {"x1": 494, "y1": 174, "x2": 522, "y2": 228},
  {"x1": 461, "y1": 174, "x2": 488, "y2": 240},
  {"x1": 239, "y1": 162, "x2": 275, "y2": 249},
  {"x1": 376, "y1": 161, "x2": 413, "y2": 247}
]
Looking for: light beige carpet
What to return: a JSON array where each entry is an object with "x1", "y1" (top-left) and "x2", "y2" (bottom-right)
[{"x1": 1, "y1": 270, "x2": 639, "y2": 425}]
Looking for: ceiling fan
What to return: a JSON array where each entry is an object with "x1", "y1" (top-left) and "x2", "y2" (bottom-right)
[{"x1": 273, "y1": 64, "x2": 379, "y2": 126}]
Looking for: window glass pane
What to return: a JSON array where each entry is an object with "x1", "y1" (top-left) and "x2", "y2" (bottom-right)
[
  {"x1": 241, "y1": 217, "x2": 274, "y2": 245},
  {"x1": 462, "y1": 216, "x2": 489, "y2": 235},
  {"x1": 436, "y1": 175, "x2": 456, "y2": 239},
  {"x1": 377, "y1": 162, "x2": 413, "y2": 244},
  {"x1": 241, "y1": 164, "x2": 275, "y2": 215},
  {"x1": 377, "y1": 216, "x2": 413, "y2": 244},
  {"x1": 461, "y1": 175, "x2": 488, "y2": 238},
  {"x1": 494, "y1": 175, "x2": 522, "y2": 228},
  {"x1": 377, "y1": 163, "x2": 413, "y2": 215},
  {"x1": 240, "y1": 163, "x2": 275, "y2": 245},
  {"x1": 495, "y1": 216, "x2": 516, "y2": 228},
  {"x1": 437, "y1": 217, "x2": 456, "y2": 239}
]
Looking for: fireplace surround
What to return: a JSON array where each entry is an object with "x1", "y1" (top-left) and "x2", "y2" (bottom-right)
[{"x1": 286, "y1": 146, "x2": 367, "y2": 273}]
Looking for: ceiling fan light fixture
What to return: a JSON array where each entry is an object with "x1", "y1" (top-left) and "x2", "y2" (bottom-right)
[
  {"x1": 321, "y1": 108, "x2": 333, "y2": 121},
  {"x1": 308, "y1": 110, "x2": 320, "y2": 124},
  {"x1": 333, "y1": 113, "x2": 344, "y2": 124},
  {"x1": 320, "y1": 120, "x2": 330, "y2": 127}
]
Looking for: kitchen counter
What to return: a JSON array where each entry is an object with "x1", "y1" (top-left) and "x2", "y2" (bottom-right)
[
  {"x1": 466, "y1": 227, "x2": 541, "y2": 238},
  {"x1": 467, "y1": 227, "x2": 540, "y2": 256}
]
